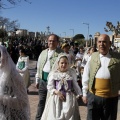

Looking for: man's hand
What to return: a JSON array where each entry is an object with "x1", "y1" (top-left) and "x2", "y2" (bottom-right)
[
  {"x1": 36, "y1": 83, "x2": 39, "y2": 89},
  {"x1": 82, "y1": 96, "x2": 88, "y2": 104}
]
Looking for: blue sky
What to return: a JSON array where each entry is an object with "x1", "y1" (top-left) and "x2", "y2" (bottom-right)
[{"x1": 1, "y1": 0, "x2": 120, "y2": 39}]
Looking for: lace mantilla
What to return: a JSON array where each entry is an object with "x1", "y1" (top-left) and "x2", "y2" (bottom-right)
[
  {"x1": 53, "y1": 70, "x2": 73, "y2": 91},
  {"x1": 0, "y1": 45, "x2": 30, "y2": 120}
]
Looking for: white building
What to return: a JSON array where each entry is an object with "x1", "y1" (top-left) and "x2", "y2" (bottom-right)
[
  {"x1": 114, "y1": 38, "x2": 120, "y2": 47},
  {"x1": 16, "y1": 29, "x2": 28, "y2": 37}
]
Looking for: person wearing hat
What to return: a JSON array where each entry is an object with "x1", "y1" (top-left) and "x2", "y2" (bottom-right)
[
  {"x1": 75, "y1": 46, "x2": 85, "y2": 77},
  {"x1": 61, "y1": 43, "x2": 75, "y2": 67}
]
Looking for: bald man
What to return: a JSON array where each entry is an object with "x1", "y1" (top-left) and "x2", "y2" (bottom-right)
[{"x1": 82, "y1": 34, "x2": 120, "y2": 120}]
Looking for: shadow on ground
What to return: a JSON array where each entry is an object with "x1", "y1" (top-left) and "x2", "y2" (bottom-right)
[{"x1": 28, "y1": 91, "x2": 38, "y2": 95}]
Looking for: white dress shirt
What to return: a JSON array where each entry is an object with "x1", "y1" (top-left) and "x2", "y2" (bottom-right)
[
  {"x1": 43, "y1": 49, "x2": 55, "y2": 72},
  {"x1": 81, "y1": 54, "x2": 90, "y2": 67},
  {"x1": 75, "y1": 52, "x2": 84, "y2": 60},
  {"x1": 36, "y1": 49, "x2": 55, "y2": 84},
  {"x1": 82, "y1": 52, "x2": 111, "y2": 96}
]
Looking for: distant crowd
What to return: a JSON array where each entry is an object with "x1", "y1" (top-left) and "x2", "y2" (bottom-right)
[
  {"x1": 1, "y1": 38, "x2": 45, "y2": 64},
  {"x1": 1, "y1": 37, "x2": 120, "y2": 65}
]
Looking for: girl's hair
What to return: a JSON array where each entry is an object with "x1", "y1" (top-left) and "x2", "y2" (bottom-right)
[
  {"x1": 58, "y1": 55, "x2": 69, "y2": 63},
  {"x1": 19, "y1": 48, "x2": 26, "y2": 54}
]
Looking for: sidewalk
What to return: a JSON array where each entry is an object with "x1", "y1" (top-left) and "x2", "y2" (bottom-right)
[
  {"x1": 28, "y1": 60, "x2": 38, "y2": 120},
  {"x1": 28, "y1": 60, "x2": 120, "y2": 120}
]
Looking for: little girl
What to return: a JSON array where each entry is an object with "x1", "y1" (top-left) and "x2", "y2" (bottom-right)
[
  {"x1": 41, "y1": 54, "x2": 82, "y2": 120},
  {"x1": 16, "y1": 48, "x2": 30, "y2": 92}
]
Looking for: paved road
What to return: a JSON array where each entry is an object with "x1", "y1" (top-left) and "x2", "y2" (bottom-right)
[{"x1": 28, "y1": 60, "x2": 120, "y2": 120}]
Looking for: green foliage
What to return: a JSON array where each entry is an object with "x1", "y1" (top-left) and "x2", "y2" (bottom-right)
[
  {"x1": 0, "y1": 16, "x2": 19, "y2": 31},
  {"x1": 73, "y1": 34, "x2": 85, "y2": 46},
  {"x1": 0, "y1": 29, "x2": 7, "y2": 38},
  {"x1": 73, "y1": 34, "x2": 85, "y2": 40},
  {"x1": 0, "y1": 0, "x2": 31, "y2": 9}
]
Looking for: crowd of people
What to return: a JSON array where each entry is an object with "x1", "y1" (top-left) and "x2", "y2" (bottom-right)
[
  {"x1": 34, "y1": 34, "x2": 120, "y2": 120},
  {"x1": 0, "y1": 33, "x2": 120, "y2": 120}
]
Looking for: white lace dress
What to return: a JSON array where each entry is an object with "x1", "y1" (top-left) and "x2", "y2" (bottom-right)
[
  {"x1": 16, "y1": 56, "x2": 30, "y2": 88},
  {"x1": 41, "y1": 69, "x2": 82, "y2": 120},
  {"x1": 0, "y1": 45, "x2": 30, "y2": 120}
]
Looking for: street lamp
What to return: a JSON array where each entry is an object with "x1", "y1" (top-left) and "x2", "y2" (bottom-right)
[
  {"x1": 69, "y1": 29, "x2": 74, "y2": 37},
  {"x1": 82, "y1": 22, "x2": 89, "y2": 40},
  {"x1": 89, "y1": 34, "x2": 93, "y2": 46},
  {"x1": 46, "y1": 26, "x2": 50, "y2": 35}
]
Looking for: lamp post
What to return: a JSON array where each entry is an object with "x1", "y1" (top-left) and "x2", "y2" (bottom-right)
[
  {"x1": 89, "y1": 34, "x2": 93, "y2": 46},
  {"x1": 69, "y1": 29, "x2": 74, "y2": 37},
  {"x1": 82, "y1": 22, "x2": 89, "y2": 40},
  {"x1": 46, "y1": 26, "x2": 50, "y2": 35}
]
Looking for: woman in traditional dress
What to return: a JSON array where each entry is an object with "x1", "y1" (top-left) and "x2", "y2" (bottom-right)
[
  {"x1": 0, "y1": 45, "x2": 30, "y2": 120},
  {"x1": 16, "y1": 48, "x2": 30, "y2": 92},
  {"x1": 41, "y1": 54, "x2": 82, "y2": 120},
  {"x1": 81, "y1": 46, "x2": 96, "y2": 67},
  {"x1": 61, "y1": 43, "x2": 75, "y2": 67}
]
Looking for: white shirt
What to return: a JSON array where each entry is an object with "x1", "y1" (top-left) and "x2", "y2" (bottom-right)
[
  {"x1": 64, "y1": 52, "x2": 74, "y2": 66},
  {"x1": 36, "y1": 49, "x2": 55, "y2": 83},
  {"x1": 43, "y1": 49, "x2": 55, "y2": 72},
  {"x1": 82, "y1": 52, "x2": 111, "y2": 96},
  {"x1": 81, "y1": 54, "x2": 90, "y2": 67},
  {"x1": 75, "y1": 52, "x2": 84, "y2": 60}
]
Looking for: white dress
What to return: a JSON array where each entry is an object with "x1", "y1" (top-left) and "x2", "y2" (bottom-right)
[
  {"x1": 0, "y1": 45, "x2": 30, "y2": 120},
  {"x1": 64, "y1": 52, "x2": 75, "y2": 67},
  {"x1": 81, "y1": 54, "x2": 90, "y2": 67},
  {"x1": 16, "y1": 56, "x2": 30, "y2": 88},
  {"x1": 41, "y1": 69, "x2": 82, "y2": 120}
]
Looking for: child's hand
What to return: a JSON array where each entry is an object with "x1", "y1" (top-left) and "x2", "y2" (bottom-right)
[
  {"x1": 82, "y1": 96, "x2": 88, "y2": 104},
  {"x1": 54, "y1": 90, "x2": 65, "y2": 101},
  {"x1": 76, "y1": 95, "x2": 82, "y2": 99},
  {"x1": 17, "y1": 69, "x2": 21, "y2": 72}
]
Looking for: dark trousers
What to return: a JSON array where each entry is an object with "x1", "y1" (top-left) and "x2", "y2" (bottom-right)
[
  {"x1": 87, "y1": 92, "x2": 118, "y2": 120},
  {"x1": 35, "y1": 80, "x2": 47, "y2": 120}
]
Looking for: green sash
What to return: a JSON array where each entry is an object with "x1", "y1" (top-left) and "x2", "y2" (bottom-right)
[
  {"x1": 18, "y1": 61, "x2": 25, "y2": 70},
  {"x1": 42, "y1": 71, "x2": 49, "y2": 82}
]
